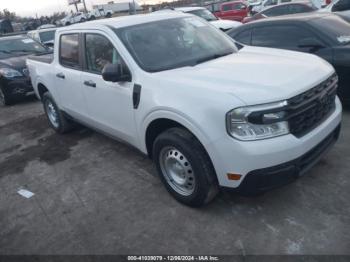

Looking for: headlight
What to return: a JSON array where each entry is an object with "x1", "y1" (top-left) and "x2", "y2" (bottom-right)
[
  {"x1": 226, "y1": 101, "x2": 289, "y2": 141},
  {"x1": 0, "y1": 68, "x2": 23, "y2": 78}
]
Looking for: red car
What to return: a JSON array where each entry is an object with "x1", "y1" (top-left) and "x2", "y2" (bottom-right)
[
  {"x1": 242, "y1": 2, "x2": 316, "y2": 23},
  {"x1": 206, "y1": 1, "x2": 249, "y2": 21}
]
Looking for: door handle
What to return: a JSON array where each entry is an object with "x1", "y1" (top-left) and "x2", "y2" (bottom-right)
[
  {"x1": 56, "y1": 73, "x2": 65, "y2": 79},
  {"x1": 84, "y1": 80, "x2": 96, "y2": 88}
]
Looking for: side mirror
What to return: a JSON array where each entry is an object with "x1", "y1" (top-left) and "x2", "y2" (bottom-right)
[
  {"x1": 44, "y1": 42, "x2": 54, "y2": 48},
  {"x1": 298, "y1": 38, "x2": 325, "y2": 49},
  {"x1": 102, "y1": 63, "x2": 132, "y2": 83}
]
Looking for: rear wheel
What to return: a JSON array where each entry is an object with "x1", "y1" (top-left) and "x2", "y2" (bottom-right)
[
  {"x1": 43, "y1": 92, "x2": 73, "y2": 133},
  {"x1": 0, "y1": 86, "x2": 13, "y2": 106},
  {"x1": 106, "y1": 13, "x2": 112, "y2": 18},
  {"x1": 153, "y1": 128, "x2": 218, "y2": 207}
]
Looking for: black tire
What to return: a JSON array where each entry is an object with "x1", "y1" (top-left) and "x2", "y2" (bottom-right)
[
  {"x1": 42, "y1": 92, "x2": 73, "y2": 133},
  {"x1": 90, "y1": 15, "x2": 96, "y2": 20},
  {"x1": 0, "y1": 86, "x2": 14, "y2": 106},
  {"x1": 153, "y1": 127, "x2": 219, "y2": 207},
  {"x1": 106, "y1": 13, "x2": 112, "y2": 18}
]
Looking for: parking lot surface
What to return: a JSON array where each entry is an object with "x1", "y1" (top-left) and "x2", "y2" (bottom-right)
[{"x1": 0, "y1": 98, "x2": 349, "y2": 255}]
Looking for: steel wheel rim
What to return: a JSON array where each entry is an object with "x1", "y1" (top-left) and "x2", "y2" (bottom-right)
[
  {"x1": 45, "y1": 100, "x2": 59, "y2": 128},
  {"x1": 0, "y1": 89, "x2": 5, "y2": 105},
  {"x1": 159, "y1": 146, "x2": 195, "y2": 196}
]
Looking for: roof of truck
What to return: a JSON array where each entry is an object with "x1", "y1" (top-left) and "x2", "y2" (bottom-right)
[{"x1": 57, "y1": 12, "x2": 191, "y2": 33}]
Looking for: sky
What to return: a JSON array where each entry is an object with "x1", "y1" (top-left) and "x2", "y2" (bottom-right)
[{"x1": 0, "y1": 0, "x2": 152, "y2": 17}]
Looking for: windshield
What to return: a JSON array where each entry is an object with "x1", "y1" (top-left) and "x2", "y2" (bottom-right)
[
  {"x1": 39, "y1": 30, "x2": 56, "y2": 42},
  {"x1": 114, "y1": 17, "x2": 236, "y2": 72},
  {"x1": 187, "y1": 9, "x2": 218, "y2": 21},
  {"x1": 0, "y1": 37, "x2": 47, "y2": 58},
  {"x1": 310, "y1": 15, "x2": 350, "y2": 45}
]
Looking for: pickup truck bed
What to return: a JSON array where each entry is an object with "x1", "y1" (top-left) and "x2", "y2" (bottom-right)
[{"x1": 27, "y1": 53, "x2": 53, "y2": 64}]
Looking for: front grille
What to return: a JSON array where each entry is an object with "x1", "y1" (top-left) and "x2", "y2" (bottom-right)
[{"x1": 287, "y1": 73, "x2": 338, "y2": 137}]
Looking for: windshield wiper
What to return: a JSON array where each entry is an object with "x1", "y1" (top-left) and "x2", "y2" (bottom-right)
[
  {"x1": 192, "y1": 52, "x2": 233, "y2": 66},
  {"x1": 0, "y1": 50, "x2": 11, "y2": 54}
]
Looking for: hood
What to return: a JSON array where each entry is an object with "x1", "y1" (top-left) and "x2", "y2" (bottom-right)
[
  {"x1": 210, "y1": 19, "x2": 242, "y2": 30},
  {"x1": 0, "y1": 54, "x2": 30, "y2": 70},
  {"x1": 154, "y1": 46, "x2": 334, "y2": 105}
]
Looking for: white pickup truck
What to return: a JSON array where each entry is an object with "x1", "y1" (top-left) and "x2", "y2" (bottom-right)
[{"x1": 27, "y1": 12, "x2": 342, "y2": 206}]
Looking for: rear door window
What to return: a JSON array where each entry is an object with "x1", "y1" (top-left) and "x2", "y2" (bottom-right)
[
  {"x1": 59, "y1": 34, "x2": 80, "y2": 68},
  {"x1": 222, "y1": 4, "x2": 233, "y2": 11},
  {"x1": 233, "y1": 3, "x2": 247, "y2": 10},
  {"x1": 252, "y1": 25, "x2": 312, "y2": 50},
  {"x1": 263, "y1": 5, "x2": 289, "y2": 16}
]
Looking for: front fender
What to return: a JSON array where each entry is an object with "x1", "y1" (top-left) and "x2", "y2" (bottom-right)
[{"x1": 139, "y1": 108, "x2": 212, "y2": 154}]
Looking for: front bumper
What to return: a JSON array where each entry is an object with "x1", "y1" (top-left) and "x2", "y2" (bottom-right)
[
  {"x1": 206, "y1": 97, "x2": 342, "y2": 189},
  {"x1": 235, "y1": 124, "x2": 340, "y2": 195},
  {"x1": 0, "y1": 77, "x2": 34, "y2": 97}
]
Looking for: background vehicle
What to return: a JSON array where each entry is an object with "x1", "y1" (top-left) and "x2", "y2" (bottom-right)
[
  {"x1": 23, "y1": 19, "x2": 41, "y2": 31},
  {"x1": 59, "y1": 12, "x2": 87, "y2": 26},
  {"x1": 87, "y1": 8, "x2": 113, "y2": 20},
  {"x1": 320, "y1": 0, "x2": 350, "y2": 11},
  {"x1": 37, "y1": 24, "x2": 56, "y2": 29},
  {"x1": 27, "y1": 13, "x2": 341, "y2": 207},
  {"x1": 243, "y1": 2, "x2": 316, "y2": 23},
  {"x1": 159, "y1": 7, "x2": 242, "y2": 31},
  {"x1": 251, "y1": 0, "x2": 315, "y2": 13},
  {"x1": 27, "y1": 28, "x2": 57, "y2": 48},
  {"x1": 228, "y1": 12, "x2": 350, "y2": 103},
  {"x1": 206, "y1": 1, "x2": 250, "y2": 21},
  {"x1": 0, "y1": 35, "x2": 49, "y2": 105}
]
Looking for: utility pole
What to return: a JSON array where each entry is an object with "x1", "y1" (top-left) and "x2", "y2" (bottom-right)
[
  {"x1": 74, "y1": 2, "x2": 78, "y2": 12},
  {"x1": 82, "y1": 0, "x2": 88, "y2": 12}
]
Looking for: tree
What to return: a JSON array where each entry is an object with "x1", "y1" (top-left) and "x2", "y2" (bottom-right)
[{"x1": 0, "y1": 9, "x2": 16, "y2": 20}]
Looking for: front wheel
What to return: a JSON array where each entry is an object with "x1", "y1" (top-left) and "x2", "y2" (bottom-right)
[
  {"x1": 153, "y1": 128, "x2": 218, "y2": 207},
  {"x1": 42, "y1": 92, "x2": 73, "y2": 133}
]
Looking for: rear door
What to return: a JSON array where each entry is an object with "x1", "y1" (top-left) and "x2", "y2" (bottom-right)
[
  {"x1": 55, "y1": 33, "x2": 89, "y2": 120},
  {"x1": 220, "y1": 3, "x2": 235, "y2": 19},
  {"x1": 80, "y1": 31, "x2": 136, "y2": 144},
  {"x1": 251, "y1": 24, "x2": 333, "y2": 61}
]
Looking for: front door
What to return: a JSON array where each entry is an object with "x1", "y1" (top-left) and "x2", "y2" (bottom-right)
[{"x1": 80, "y1": 32, "x2": 137, "y2": 145}]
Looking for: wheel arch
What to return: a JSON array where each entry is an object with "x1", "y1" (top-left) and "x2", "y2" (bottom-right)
[
  {"x1": 37, "y1": 82, "x2": 49, "y2": 100},
  {"x1": 142, "y1": 111, "x2": 211, "y2": 160}
]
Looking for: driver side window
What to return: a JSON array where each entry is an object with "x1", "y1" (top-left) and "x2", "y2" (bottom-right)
[{"x1": 85, "y1": 33, "x2": 122, "y2": 74}]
